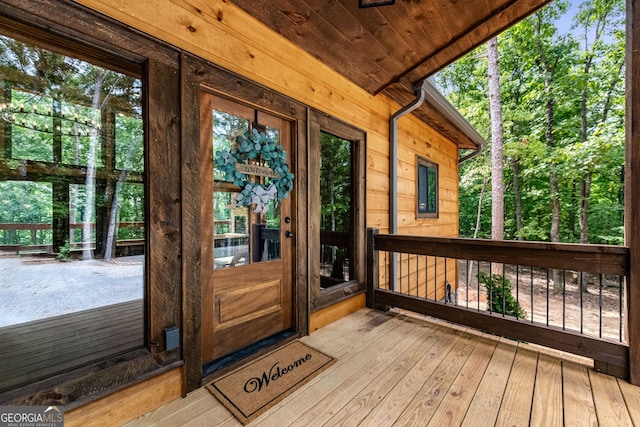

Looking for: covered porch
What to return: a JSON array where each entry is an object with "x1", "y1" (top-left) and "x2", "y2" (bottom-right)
[{"x1": 124, "y1": 308, "x2": 640, "y2": 426}]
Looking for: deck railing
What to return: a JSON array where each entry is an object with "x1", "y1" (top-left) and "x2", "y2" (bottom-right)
[
  {"x1": 366, "y1": 228, "x2": 630, "y2": 378},
  {"x1": 0, "y1": 222, "x2": 144, "y2": 255}
]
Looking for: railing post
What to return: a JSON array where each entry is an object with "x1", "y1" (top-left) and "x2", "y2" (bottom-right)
[
  {"x1": 366, "y1": 228, "x2": 379, "y2": 309},
  {"x1": 626, "y1": 0, "x2": 640, "y2": 385}
]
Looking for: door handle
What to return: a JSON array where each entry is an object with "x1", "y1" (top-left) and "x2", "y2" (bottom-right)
[{"x1": 285, "y1": 231, "x2": 294, "y2": 238}]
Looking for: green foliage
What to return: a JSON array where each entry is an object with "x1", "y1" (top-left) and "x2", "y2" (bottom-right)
[
  {"x1": 0, "y1": 33, "x2": 144, "y2": 249},
  {"x1": 437, "y1": 0, "x2": 625, "y2": 244},
  {"x1": 478, "y1": 272, "x2": 527, "y2": 319},
  {"x1": 320, "y1": 132, "x2": 352, "y2": 233},
  {"x1": 56, "y1": 238, "x2": 71, "y2": 262}
]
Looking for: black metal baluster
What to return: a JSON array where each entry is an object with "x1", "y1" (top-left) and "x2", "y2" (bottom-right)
[
  {"x1": 530, "y1": 267, "x2": 534, "y2": 323},
  {"x1": 466, "y1": 260, "x2": 470, "y2": 310},
  {"x1": 434, "y1": 256, "x2": 438, "y2": 301},
  {"x1": 620, "y1": 275, "x2": 624, "y2": 342},
  {"x1": 488, "y1": 262, "x2": 493, "y2": 314},
  {"x1": 516, "y1": 265, "x2": 520, "y2": 319},
  {"x1": 502, "y1": 269, "x2": 506, "y2": 317},
  {"x1": 562, "y1": 270, "x2": 566, "y2": 330},
  {"x1": 580, "y1": 272, "x2": 584, "y2": 334},
  {"x1": 599, "y1": 273, "x2": 603, "y2": 338},
  {"x1": 546, "y1": 268, "x2": 549, "y2": 327}
]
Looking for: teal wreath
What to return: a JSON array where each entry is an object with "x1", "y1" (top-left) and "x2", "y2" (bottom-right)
[{"x1": 214, "y1": 129, "x2": 294, "y2": 213}]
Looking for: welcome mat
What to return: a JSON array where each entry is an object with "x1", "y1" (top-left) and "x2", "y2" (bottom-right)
[{"x1": 206, "y1": 341, "x2": 336, "y2": 425}]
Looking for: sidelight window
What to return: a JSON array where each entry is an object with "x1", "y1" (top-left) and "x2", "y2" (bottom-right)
[{"x1": 319, "y1": 131, "x2": 354, "y2": 288}]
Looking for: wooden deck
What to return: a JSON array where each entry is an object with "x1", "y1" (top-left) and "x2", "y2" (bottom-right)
[
  {"x1": 0, "y1": 300, "x2": 143, "y2": 392},
  {"x1": 125, "y1": 308, "x2": 640, "y2": 426}
]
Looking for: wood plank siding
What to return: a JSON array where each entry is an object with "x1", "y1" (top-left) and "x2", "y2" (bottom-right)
[{"x1": 124, "y1": 309, "x2": 640, "y2": 427}]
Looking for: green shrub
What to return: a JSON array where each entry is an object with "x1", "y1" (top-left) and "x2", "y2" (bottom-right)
[
  {"x1": 57, "y1": 238, "x2": 71, "y2": 262},
  {"x1": 478, "y1": 272, "x2": 526, "y2": 319}
]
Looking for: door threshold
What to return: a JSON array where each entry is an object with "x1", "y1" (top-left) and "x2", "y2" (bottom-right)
[{"x1": 202, "y1": 329, "x2": 298, "y2": 379}]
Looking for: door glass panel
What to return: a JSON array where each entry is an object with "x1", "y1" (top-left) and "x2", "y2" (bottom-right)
[
  {"x1": 212, "y1": 110, "x2": 281, "y2": 269},
  {"x1": 319, "y1": 131, "x2": 353, "y2": 288}
]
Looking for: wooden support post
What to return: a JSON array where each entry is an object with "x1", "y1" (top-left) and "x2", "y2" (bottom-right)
[
  {"x1": 51, "y1": 99, "x2": 69, "y2": 253},
  {"x1": 1, "y1": 82, "x2": 12, "y2": 159},
  {"x1": 626, "y1": 0, "x2": 640, "y2": 385},
  {"x1": 52, "y1": 180, "x2": 70, "y2": 253}
]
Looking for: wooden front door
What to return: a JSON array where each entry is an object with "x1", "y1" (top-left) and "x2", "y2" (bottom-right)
[{"x1": 200, "y1": 92, "x2": 294, "y2": 364}]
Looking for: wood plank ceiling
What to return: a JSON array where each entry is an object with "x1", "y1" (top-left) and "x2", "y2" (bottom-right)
[{"x1": 232, "y1": 0, "x2": 552, "y2": 149}]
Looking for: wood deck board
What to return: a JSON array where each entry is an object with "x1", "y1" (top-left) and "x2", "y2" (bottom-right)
[
  {"x1": 0, "y1": 301, "x2": 142, "y2": 347},
  {"x1": 618, "y1": 378, "x2": 640, "y2": 426},
  {"x1": 362, "y1": 331, "x2": 462, "y2": 425},
  {"x1": 391, "y1": 331, "x2": 480, "y2": 425},
  {"x1": 290, "y1": 322, "x2": 434, "y2": 426},
  {"x1": 494, "y1": 345, "x2": 538, "y2": 426},
  {"x1": 589, "y1": 370, "x2": 634, "y2": 426},
  {"x1": 0, "y1": 300, "x2": 143, "y2": 391},
  {"x1": 123, "y1": 308, "x2": 640, "y2": 427},
  {"x1": 530, "y1": 353, "x2": 563, "y2": 426},
  {"x1": 459, "y1": 339, "x2": 517, "y2": 427},
  {"x1": 338, "y1": 325, "x2": 452, "y2": 427},
  {"x1": 562, "y1": 362, "x2": 598, "y2": 427},
  {"x1": 252, "y1": 317, "x2": 422, "y2": 426},
  {"x1": 428, "y1": 336, "x2": 497, "y2": 426}
]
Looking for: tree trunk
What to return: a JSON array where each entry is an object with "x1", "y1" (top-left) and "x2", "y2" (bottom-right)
[
  {"x1": 512, "y1": 158, "x2": 523, "y2": 240},
  {"x1": 467, "y1": 174, "x2": 489, "y2": 286},
  {"x1": 544, "y1": 78, "x2": 563, "y2": 290},
  {"x1": 104, "y1": 171, "x2": 128, "y2": 260},
  {"x1": 546, "y1": 85, "x2": 560, "y2": 244},
  {"x1": 579, "y1": 173, "x2": 592, "y2": 244},
  {"x1": 569, "y1": 182, "x2": 577, "y2": 241},
  {"x1": 83, "y1": 71, "x2": 107, "y2": 260},
  {"x1": 488, "y1": 37, "x2": 504, "y2": 242}
]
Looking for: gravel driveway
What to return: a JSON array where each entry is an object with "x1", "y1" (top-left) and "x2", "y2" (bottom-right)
[{"x1": 0, "y1": 255, "x2": 143, "y2": 327}]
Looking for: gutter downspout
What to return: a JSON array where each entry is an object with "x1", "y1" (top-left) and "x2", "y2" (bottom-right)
[
  {"x1": 389, "y1": 79, "x2": 430, "y2": 290},
  {"x1": 458, "y1": 145, "x2": 483, "y2": 164}
]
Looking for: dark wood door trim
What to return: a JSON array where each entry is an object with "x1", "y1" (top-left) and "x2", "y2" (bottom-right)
[{"x1": 181, "y1": 53, "x2": 309, "y2": 392}]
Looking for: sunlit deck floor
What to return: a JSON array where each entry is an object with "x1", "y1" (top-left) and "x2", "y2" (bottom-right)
[{"x1": 125, "y1": 308, "x2": 640, "y2": 426}]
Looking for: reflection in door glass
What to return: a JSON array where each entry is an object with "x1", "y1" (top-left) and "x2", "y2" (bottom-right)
[
  {"x1": 212, "y1": 110, "x2": 281, "y2": 269},
  {"x1": 0, "y1": 32, "x2": 144, "y2": 391},
  {"x1": 320, "y1": 132, "x2": 353, "y2": 288}
]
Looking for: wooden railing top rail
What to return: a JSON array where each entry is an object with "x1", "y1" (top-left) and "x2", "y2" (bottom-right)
[
  {"x1": 374, "y1": 234, "x2": 629, "y2": 276},
  {"x1": 0, "y1": 222, "x2": 144, "y2": 230}
]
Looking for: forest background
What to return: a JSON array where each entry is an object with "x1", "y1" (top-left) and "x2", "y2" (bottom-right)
[{"x1": 436, "y1": 0, "x2": 626, "y2": 245}]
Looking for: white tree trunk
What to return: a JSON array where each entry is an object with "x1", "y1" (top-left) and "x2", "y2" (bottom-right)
[{"x1": 488, "y1": 37, "x2": 504, "y2": 242}]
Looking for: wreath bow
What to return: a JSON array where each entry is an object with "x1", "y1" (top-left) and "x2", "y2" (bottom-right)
[{"x1": 251, "y1": 183, "x2": 278, "y2": 213}]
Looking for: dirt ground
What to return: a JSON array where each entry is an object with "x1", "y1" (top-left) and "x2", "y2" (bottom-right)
[{"x1": 454, "y1": 261, "x2": 624, "y2": 342}]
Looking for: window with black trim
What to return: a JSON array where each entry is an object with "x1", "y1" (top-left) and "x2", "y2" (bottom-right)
[{"x1": 417, "y1": 157, "x2": 438, "y2": 218}]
